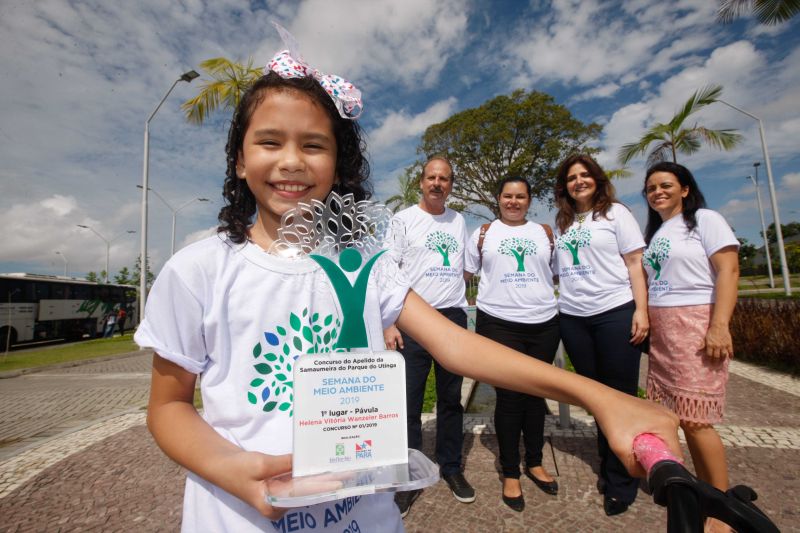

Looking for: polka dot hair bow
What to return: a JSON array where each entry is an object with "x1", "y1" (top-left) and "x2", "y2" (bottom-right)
[{"x1": 268, "y1": 22, "x2": 363, "y2": 120}]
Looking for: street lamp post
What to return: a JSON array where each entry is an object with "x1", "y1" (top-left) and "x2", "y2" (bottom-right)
[
  {"x1": 718, "y1": 99, "x2": 792, "y2": 296},
  {"x1": 136, "y1": 185, "x2": 209, "y2": 256},
  {"x1": 77, "y1": 225, "x2": 136, "y2": 282},
  {"x1": 55, "y1": 251, "x2": 69, "y2": 277},
  {"x1": 748, "y1": 162, "x2": 775, "y2": 289},
  {"x1": 140, "y1": 69, "x2": 199, "y2": 321}
]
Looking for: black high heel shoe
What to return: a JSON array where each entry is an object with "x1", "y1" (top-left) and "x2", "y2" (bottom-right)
[{"x1": 525, "y1": 468, "x2": 559, "y2": 495}]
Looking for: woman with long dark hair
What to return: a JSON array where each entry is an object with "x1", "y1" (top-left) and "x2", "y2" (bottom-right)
[
  {"x1": 642, "y1": 162, "x2": 739, "y2": 531},
  {"x1": 553, "y1": 154, "x2": 649, "y2": 516},
  {"x1": 465, "y1": 177, "x2": 559, "y2": 512}
]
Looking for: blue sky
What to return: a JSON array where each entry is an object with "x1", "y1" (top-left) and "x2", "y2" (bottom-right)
[{"x1": 1, "y1": 0, "x2": 799, "y2": 279}]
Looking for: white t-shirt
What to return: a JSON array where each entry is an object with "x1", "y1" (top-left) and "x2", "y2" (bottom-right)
[
  {"x1": 391, "y1": 205, "x2": 467, "y2": 309},
  {"x1": 554, "y1": 203, "x2": 645, "y2": 317},
  {"x1": 134, "y1": 234, "x2": 406, "y2": 533},
  {"x1": 464, "y1": 220, "x2": 557, "y2": 324},
  {"x1": 644, "y1": 209, "x2": 739, "y2": 307}
]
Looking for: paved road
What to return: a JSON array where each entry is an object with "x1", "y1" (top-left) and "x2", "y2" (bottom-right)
[
  {"x1": 0, "y1": 351, "x2": 798, "y2": 532},
  {"x1": 0, "y1": 352, "x2": 152, "y2": 462}
]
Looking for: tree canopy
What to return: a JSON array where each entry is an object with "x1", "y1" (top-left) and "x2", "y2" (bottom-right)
[
  {"x1": 717, "y1": 0, "x2": 800, "y2": 25},
  {"x1": 416, "y1": 89, "x2": 601, "y2": 220}
]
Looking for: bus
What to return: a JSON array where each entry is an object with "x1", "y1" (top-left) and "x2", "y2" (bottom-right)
[{"x1": 0, "y1": 273, "x2": 138, "y2": 348}]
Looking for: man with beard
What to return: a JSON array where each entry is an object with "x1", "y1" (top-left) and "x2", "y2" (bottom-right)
[{"x1": 384, "y1": 155, "x2": 474, "y2": 518}]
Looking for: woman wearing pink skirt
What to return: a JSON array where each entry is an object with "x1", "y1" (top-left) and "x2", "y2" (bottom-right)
[{"x1": 642, "y1": 162, "x2": 739, "y2": 530}]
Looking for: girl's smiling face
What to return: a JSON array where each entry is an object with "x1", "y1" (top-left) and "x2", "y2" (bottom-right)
[{"x1": 237, "y1": 90, "x2": 338, "y2": 245}]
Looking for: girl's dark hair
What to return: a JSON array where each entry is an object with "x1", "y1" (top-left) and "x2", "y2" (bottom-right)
[
  {"x1": 554, "y1": 153, "x2": 617, "y2": 233},
  {"x1": 642, "y1": 161, "x2": 707, "y2": 244},
  {"x1": 218, "y1": 71, "x2": 371, "y2": 243},
  {"x1": 495, "y1": 176, "x2": 531, "y2": 198}
]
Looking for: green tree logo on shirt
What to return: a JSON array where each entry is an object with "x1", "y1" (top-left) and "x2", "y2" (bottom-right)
[
  {"x1": 498, "y1": 237, "x2": 537, "y2": 272},
  {"x1": 557, "y1": 227, "x2": 592, "y2": 265},
  {"x1": 248, "y1": 307, "x2": 340, "y2": 417},
  {"x1": 425, "y1": 231, "x2": 459, "y2": 266},
  {"x1": 643, "y1": 237, "x2": 671, "y2": 280}
]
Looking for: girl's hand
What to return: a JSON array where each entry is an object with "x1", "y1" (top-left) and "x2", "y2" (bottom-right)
[
  {"x1": 702, "y1": 323, "x2": 734, "y2": 359},
  {"x1": 227, "y1": 451, "x2": 293, "y2": 519},
  {"x1": 594, "y1": 393, "x2": 681, "y2": 478},
  {"x1": 630, "y1": 308, "x2": 649, "y2": 345}
]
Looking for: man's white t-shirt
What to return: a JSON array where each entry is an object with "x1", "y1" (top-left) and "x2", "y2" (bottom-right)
[
  {"x1": 465, "y1": 220, "x2": 557, "y2": 324},
  {"x1": 644, "y1": 209, "x2": 739, "y2": 307},
  {"x1": 554, "y1": 203, "x2": 645, "y2": 317},
  {"x1": 391, "y1": 205, "x2": 467, "y2": 309},
  {"x1": 134, "y1": 234, "x2": 406, "y2": 533}
]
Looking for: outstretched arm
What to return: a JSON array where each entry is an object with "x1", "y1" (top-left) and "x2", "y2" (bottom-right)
[
  {"x1": 396, "y1": 291, "x2": 680, "y2": 477},
  {"x1": 148, "y1": 355, "x2": 291, "y2": 519}
]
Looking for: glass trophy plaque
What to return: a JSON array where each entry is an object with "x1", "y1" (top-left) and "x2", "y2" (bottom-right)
[{"x1": 264, "y1": 193, "x2": 439, "y2": 507}]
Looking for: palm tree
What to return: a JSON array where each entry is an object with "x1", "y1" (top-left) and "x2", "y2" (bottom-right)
[
  {"x1": 181, "y1": 57, "x2": 263, "y2": 125},
  {"x1": 384, "y1": 165, "x2": 421, "y2": 213},
  {"x1": 717, "y1": 0, "x2": 800, "y2": 25},
  {"x1": 617, "y1": 85, "x2": 742, "y2": 167}
]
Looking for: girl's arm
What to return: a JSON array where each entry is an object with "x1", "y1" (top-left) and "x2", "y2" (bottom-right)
[
  {"x1": 705, "y1": 246, "x2": 739, "y2": 358},
  {"x1": 396, "y1": 291, "x2": 680, "y2": 477},
  {"x1": 147, "y1": 354, "x2": 291, "y2": 519},
  {"x1": 623, "y1": 248, "x2": 649, "y2": 345}
]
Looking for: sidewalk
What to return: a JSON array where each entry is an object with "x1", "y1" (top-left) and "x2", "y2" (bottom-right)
[{"x1": 0, "y1": 352, "x2": 797, "y2": 532}]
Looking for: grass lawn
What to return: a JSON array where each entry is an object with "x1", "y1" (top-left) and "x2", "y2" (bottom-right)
[
  {"x1": 0, "y1": 334, "x2": 141, "y2": 373},
  {"x1": 739, "y1": 274, "x2": 800, "y2": 290}
]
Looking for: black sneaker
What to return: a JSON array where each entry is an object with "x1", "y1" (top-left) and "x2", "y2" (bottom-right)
[
  {"x1": 442, "y1": 472, "x2": 476, "y2": 503},
  {"x1": 394, "y1": 489, "x2": 421, "y2": 518}
]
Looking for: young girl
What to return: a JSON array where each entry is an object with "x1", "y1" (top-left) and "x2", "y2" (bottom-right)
[{"x1": 137, "y1": 52, "x2": 681, "y2": 532}]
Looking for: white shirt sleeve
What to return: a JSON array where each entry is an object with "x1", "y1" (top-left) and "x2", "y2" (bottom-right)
[
  {"x1": 464, "y1": 226, "x2": 482, "y2": 275},
  {"x1": 698, "y1": 210, "x2": 740, "y2": 256},
  {"x1": 612, "y1": 204, "x2": 646, "y2": 255},
  {"x1": 133, "y1": 261, "x2": 208, "y2": 374}
]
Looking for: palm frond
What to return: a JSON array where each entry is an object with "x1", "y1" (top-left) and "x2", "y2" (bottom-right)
[
  {"x1": 717, "y1": 0, "x2": 753, "y2": 23},
  {"x1": 671, "y1": 84, "x2": 723, "y2": 127},
  {"x1": 693, "y1": 127, "x2": 744, "y2": 150},
  {"x1": 646, "y1": 141, "x2": 675, "y2": 166},
  {"x1": 718, "y1": 0, "x2": 800, "y2": 24},
  {"x1": 753, "y1": 0, "x2": 800, "y2": 25}
]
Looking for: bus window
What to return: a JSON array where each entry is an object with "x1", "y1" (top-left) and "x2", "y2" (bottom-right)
[
  {"x1": 34, "y1": 283, "x2": 51, "y2": 301},
  {"x1": 72, "y1": 284, "x2": 90, "y2": 300},
  {"x1": 51, "y1": 284, "x2": 66, "y2": 299}
]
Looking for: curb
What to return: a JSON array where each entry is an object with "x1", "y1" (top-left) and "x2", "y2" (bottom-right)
[{"x1": 0, "y1": 349, "x2": 152, "y2": 379}]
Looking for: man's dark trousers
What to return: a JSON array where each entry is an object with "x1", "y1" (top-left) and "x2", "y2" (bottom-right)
[{"x1": 399, "y1": 306, "x2": 466, "y2": 476}]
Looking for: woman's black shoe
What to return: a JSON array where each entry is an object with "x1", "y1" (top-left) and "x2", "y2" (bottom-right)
[
  {"x1": 525, "y1": 469, "x2": 559, "y2": 495},
  {"x1": 603, "y1": 495, "x2": 630, "y2": 516},
  {"x1": 502, "y1": 492, "x2": 525, "y2": 512}
]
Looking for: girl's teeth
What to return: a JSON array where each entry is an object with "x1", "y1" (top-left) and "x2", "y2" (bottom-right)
[{"x1": 275, "y1": 184, "x2": 308, "y2": 192}]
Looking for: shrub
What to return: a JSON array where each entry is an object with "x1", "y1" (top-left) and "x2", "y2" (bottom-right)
[{"x1": 731, "y1": 298, "x2": 800, "y2": 375}]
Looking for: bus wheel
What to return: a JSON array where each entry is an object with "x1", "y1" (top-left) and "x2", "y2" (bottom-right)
[{"x1": 0, "y1": 326, "x2": 17, "y2": 349}]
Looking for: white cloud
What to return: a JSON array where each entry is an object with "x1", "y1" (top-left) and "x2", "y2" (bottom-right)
[
  {"x1": 506, "y1": 0, "x2": 717, "y2": 88},
  {"x1": 782, "y1": 172, "x2": 800, "y2": 191},
  {"x1": 369, "y1": 98, "x2": 458, "y2": 152},
  {"x1": 0, "y1": 196, "x2": 140, "y2": 274},
  {"x1": 277, "y1": 0, "x2": 470, "y2": 89},
  {"x1": 570, "y1": 82, "x2": 621, "y2": 103}
]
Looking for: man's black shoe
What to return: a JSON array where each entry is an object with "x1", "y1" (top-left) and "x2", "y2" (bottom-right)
[
  {"x1": 442, "y1": 472, "x2": 476, "y2": 503},
  {"x1": 394, "y1": 489, "x2": 421, "y2": 518}
]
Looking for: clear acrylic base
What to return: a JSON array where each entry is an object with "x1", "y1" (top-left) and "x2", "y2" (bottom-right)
[{"x1": 265, "y1": 449, "x2": 439, "y2": 507}]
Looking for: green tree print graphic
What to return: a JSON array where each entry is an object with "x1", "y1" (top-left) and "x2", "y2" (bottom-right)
[
  {"x1": 497, "y1": 237, "x2": 537, "y2": 272},
  {"x1": 425, "y1": 231, "x2": 459, "y2": 266},
  {"x1": 247, "y1": 307, "x2": 340, "y2": 417},
  {"x1": 557, "y1": 227, "x2": 592, "y2": 265},
  {"x1": 644, "y1": 237, "x2": 671, "y2": 280}
]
